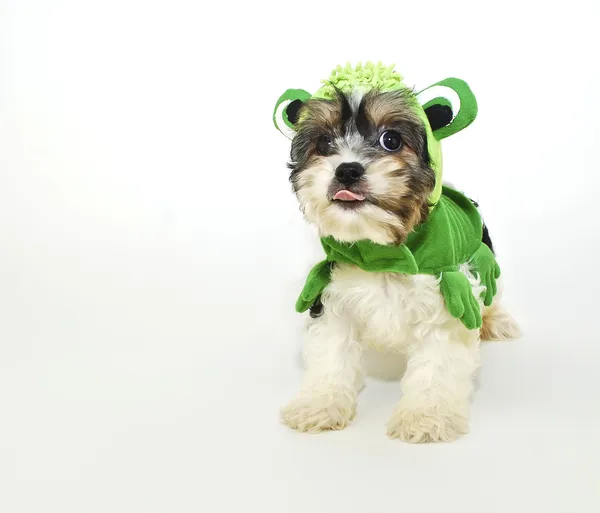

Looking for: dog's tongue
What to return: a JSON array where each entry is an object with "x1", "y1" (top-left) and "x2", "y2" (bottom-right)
[{"x1": 334, "y1": 190, "x2": 366, "y2": 201}]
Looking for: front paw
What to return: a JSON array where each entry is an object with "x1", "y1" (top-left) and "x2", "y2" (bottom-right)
[
  {"x1": 280, "y1": 392, "x2": 355, "y2": 433},
  {"x1": 386, "y1": 406, "x2": 469, "y2": 443}
]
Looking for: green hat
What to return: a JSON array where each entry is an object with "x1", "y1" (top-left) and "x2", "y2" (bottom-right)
[{"x1": 273, "y1": 62, "x2": 478, "y2": 206}]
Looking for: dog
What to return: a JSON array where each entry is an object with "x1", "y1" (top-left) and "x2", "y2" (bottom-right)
[{"x1": 279, "y1": 86, "x2": 521, "y2": 443}]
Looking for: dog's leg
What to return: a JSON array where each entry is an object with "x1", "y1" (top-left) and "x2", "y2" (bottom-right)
[
  {"x1": 281, "y1": 312, "x2": 363, "y2": 433},
  {"x1": 387, "y1": 322, "x2": 480, "y2": 443}
]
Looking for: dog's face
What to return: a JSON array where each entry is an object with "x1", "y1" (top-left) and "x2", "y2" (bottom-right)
[{"x1": 288, "y1": 89, "x2": 435, "y2": 245}]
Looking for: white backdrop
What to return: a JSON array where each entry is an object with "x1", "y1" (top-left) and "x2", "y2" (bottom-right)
[{"x1": 1, "y1": 1, "x2": 599, "y2": 512}]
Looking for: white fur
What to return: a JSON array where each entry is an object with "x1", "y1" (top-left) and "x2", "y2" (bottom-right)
[
  {"x1": 295, "y1": 154, "x2": 408, "y2": 245},
  {"x1": 281, "y1": 262, "x2": 514, "y2": 442},
  {"x1": 349, "y1": 89, "x2": 365, "y2": 112}
]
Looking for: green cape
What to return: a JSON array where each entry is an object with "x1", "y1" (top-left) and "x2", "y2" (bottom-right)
[{"x1": 296, "y1": 186, "x2": 500, "y2": 330}]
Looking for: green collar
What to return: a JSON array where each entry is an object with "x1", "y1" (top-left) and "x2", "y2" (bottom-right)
[{"x1": 296, "y1": 187, "x2": 500, "y2": 330}]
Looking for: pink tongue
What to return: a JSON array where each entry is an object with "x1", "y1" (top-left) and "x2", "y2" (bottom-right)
[{"x1": 334, "y1": 190, "x2": 366, "y2": 201}]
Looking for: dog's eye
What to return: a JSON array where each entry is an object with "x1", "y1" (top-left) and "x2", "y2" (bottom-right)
[
  {"x1": 316, "y1": 134, "x2": 333, "y2": 156},
  {"x1": 379, "y1": 130, "x2": 403, "y2": 152}
]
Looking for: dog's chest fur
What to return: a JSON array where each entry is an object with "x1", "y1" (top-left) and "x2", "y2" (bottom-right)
[{"x1": 322, "y1": 263, "x2": 477, "y2": 351}]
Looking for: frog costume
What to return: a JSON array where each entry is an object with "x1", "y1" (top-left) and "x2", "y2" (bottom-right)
[{"x1": 273, "y1": 63, "x2": 498, "y2": 330}]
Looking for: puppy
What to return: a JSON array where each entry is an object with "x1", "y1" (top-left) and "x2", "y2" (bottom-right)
[{"x1": 280, "y1": 87, "x2": 520, "y2": 442}]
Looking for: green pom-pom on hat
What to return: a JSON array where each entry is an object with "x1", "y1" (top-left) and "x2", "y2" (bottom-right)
[{"x1": 313, "y1": 62, "x2": 406, "y2": 99}]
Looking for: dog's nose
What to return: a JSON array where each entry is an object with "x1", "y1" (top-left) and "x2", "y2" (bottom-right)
[{"x1": 335, "y1": 162, "x2": 365, "y2": 184}]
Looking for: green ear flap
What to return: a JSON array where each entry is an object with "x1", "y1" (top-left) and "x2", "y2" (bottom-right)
[
  {"x1": 273, "y1": 89, "x2": 312, "y2": 139},
  {"x1": 417, "y1": 78, "x2": 478, "y2": 140}
]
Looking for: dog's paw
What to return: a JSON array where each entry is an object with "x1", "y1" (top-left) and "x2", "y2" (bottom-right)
[
  {"x1": 386, "y1": 406, "x2": 469, "y2": 443},
  {"x1": 280, "y1": 392, "x2": 355, "y2": 433}
]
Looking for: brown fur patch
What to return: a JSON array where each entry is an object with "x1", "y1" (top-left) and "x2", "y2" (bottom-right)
[
  {"x1": 480, "y1": 304, "x2": 522, "y2": 341},
  {"x1": 298, "y1": 99, "x2": 341, "y2": 128},
  {"x1": 365, "y1": 152, "x2": 433, "y2": 243},
  {"x1": 362, "y1": 90, "x2": 430, "y2": 162},
  {"x1": 364, "y1": 89, "x2": 420, "y2": 128}
]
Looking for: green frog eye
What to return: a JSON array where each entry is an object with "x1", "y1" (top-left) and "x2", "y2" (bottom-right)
[
  {"x1": 273, "y1": 89, "x2": 311, "y2": 139},
  {"x1": 417, "y1": 78, "x2": 478, "y2": 140}
]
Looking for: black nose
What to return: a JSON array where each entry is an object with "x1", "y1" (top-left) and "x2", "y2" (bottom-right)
[{"x1": 335, "y1": 162, "x2": 365, "y2": 184}]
